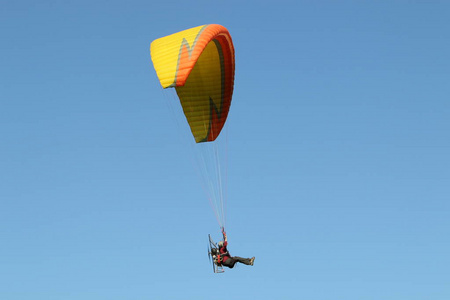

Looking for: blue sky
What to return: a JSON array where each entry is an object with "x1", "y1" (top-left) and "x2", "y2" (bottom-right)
[{"x1": 1, "y1": 1, "x2": 449, "y2": 299}]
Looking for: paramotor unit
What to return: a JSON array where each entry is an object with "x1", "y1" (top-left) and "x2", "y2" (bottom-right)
[{"x1": 207, "y1": 234, "x2": 225, "y2": 273}]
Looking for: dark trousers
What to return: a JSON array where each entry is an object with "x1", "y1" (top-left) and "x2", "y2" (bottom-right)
[{"x1": 222, "y1": 256, "x2": 252, "y2": 268}]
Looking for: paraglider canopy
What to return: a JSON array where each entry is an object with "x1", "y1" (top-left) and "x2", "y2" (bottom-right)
[{"x1": 150, "y1": 24, "x2": 235, "y2": 143}]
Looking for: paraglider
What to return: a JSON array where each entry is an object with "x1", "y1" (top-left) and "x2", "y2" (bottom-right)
[{"x1": 151, "y1": 25, "x2": 254, "y2": 272}]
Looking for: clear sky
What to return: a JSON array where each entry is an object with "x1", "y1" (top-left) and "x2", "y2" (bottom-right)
[{"x1": 1, "y1": 1, "x2": 449, "y2": 299}]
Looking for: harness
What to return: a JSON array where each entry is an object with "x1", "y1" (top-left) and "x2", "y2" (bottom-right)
[
  {"x1": 217, "y1": 248, "x2": 230, "y2": 265},
  {"x1": 214, "y1": 254, "x2": 222, "y2": 266},
  {"x1": 212, "y1": 247, "x2": 230, "y2": 266}
]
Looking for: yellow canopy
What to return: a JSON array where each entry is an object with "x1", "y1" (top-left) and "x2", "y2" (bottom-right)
[{"x1": 150, "y1": 24, "x2": 235, "y2": 143}]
